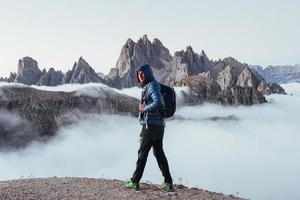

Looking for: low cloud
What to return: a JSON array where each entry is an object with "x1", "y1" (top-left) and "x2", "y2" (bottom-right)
[
  {"x1": 0, "y1": 88, "x2": 7, "y2": 101},
  {"x1": 0, "y1": 110, "x2": 39, "y2": 149},
  {"x1": 0, "y1": 83, "x2": 299, "y2": 200}
]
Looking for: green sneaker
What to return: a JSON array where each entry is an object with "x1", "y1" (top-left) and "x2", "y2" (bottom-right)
[
  {"x1": 162, "y1": 182, "x2": 174, "y2": 192},
  {"x1": 125, "y1": 180, "x2": 140, "y2": 190}
]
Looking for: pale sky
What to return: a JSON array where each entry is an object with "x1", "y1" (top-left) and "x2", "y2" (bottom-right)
[{"x1": 0, "y1": 0, "x2": 299, "y2": 77}]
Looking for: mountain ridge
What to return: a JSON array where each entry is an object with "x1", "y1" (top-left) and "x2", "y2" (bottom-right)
[
  {"x1": 250, "y1": 64, "x2": 300, "y2": 84},
  {"x1": 0, "y1": 35, "x2": 286, "y2": 105}
]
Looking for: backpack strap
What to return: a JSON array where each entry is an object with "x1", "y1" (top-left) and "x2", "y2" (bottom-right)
[{"x1": 141, "y1": 84, "x2": 148, "y2": 104}]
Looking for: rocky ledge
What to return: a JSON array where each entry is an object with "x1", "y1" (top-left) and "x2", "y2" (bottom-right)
[
  {"x1": 0, "y1": 177, "x2": 245, "y2": 200},
  {"x1": 0, "y1": 84, "x2": 139, "y2": 149}
]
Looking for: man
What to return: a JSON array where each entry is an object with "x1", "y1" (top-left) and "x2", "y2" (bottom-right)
[{"x1": 126, "y1": 64, "x2": 173, "y2": 192}]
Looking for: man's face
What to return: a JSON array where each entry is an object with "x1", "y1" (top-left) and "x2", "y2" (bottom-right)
[{"x1": 138, "y1": 70, "x2": 146, "y2": 83}]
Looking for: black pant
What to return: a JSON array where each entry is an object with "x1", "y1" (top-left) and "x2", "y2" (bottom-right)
[{"x1": 131, "y1": 125, "x2": 173, "y2": 184}]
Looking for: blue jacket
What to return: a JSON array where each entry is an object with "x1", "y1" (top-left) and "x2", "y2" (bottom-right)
[{"x1": 136, "y1": 64, "x2": 164, "y2": 127}]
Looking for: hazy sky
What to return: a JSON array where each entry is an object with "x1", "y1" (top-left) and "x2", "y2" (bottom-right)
[{"x1": 0, "y1": 0, "x2": 299, "y2": 77}]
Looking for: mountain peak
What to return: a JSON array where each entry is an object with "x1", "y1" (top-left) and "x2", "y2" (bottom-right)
[
  {"x1": 153, "y1": 38, "x2": 163, "y2": 46},
  {"x1": 142, "y1": 34, "x2": 148, "y2": 41},
  {"x1": 137, "y1": 34, "x2": 151, "y2": 45},
  {"x1": 200, "y1": 50, "x2": 207, "y2": 57},
  {"x1": 78, "y1": 56, "x2": 88, "y2": 65},
  {"x1": 18, "y1": 57, "x2": 38, "y2": 69},
  {"x1": 186, "y1": 45, "x2": 194, "y2": 53},
  {"x1": 63, "y1": 57, "x2": 102, "y2": 84},
  {"x1": 15, "y1": 56, "x2": 41, "y2": 85},
  {"x1": 223, "y1": 56, "x2": 239, "y2": 64},
  {"x1": 125, "y1": 38, "x2": 135, "y2": 47}
]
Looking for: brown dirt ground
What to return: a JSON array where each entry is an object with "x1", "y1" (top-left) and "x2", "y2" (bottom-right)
[{"x1": 0, "y1": 177, "x2": 247, "y2": 200}]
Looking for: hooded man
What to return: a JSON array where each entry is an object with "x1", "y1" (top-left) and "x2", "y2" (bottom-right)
[{"x1": 126, "y1": 64, "x2": 173, "y2": 191}]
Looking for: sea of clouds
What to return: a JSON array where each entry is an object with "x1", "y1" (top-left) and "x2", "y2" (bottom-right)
[{"x1": 0, "y1": 82, "x2": 299, "y2": 200}]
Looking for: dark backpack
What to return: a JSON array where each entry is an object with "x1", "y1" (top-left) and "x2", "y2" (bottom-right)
[{"x1": 159, "y1": 84, "x2": 176, "y2": 118}]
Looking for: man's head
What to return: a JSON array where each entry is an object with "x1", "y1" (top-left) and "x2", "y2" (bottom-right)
[
  {"x1": 137, "y1": 70, "x2": 146, "y2": 84},
  {"x1": 136, "y1": 64, "x2": 155, "y2": 87}
]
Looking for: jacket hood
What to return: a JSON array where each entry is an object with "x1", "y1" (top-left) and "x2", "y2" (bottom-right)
[{"x1": 136, "y1": 64, "x2": 155, "y2": 86}]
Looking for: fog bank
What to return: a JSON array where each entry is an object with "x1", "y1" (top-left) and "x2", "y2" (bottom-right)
[{"x1": 0, "y1": 83, "x2": 299, "y2": 200}]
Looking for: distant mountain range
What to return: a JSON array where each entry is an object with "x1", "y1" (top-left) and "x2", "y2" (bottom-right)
[
  {"x1": 0, "y1": 34, "x2": 286, "y2": 105},
  {"x1": 250, "y1": 65, "x2": 300, "y2": 84},
  {"x1": 0, "y1": 35, "x2": 291, "y2": 148},
  {"x1": 0, "y1": 56, "x2": 105, "y2": 86}
]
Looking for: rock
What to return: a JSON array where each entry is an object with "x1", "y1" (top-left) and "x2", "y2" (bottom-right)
[
  {"x1": 212, "y1": 57, "x2": 252, "y2": 82},
  {"x1": 36, "y1": 68, "x2": 64, "y2": 86},
  {"x1": 7, "y1": 72, "x2": 17, "y2": 82},
  {"x1": 269, "y1": 83, "x2": 286, "y2": 94},
  {"x1": 107, "y1": 34, "x2": 172, "y2": 88},
  {"x1": 63, "y1": 57, "x2": 105, "y2": 84},
  {"x1": 175, "y1": 75, "x2": 222, "y2": 105},
  {"x1": 220, "y1": 57, "x2": 247, "y2": 73},
  {"x1": 14, "y1": 57, "x2": 42, "y2": 85},
  {"x1": 0, "y1": 77, "x2": 7, "y2": 82},
  {"x1": 217, "y1": 65, "x2": 237, "y2": 90},
  {"x1": 105, "y1": 68, "x2": 122, "y2": 88},
  {"x1": 173, "y1": 47, "x2": 212, "y2": 82},
  {"x1": 107, "y1": 36, "x2": 213, "y2": 88},
  {"x1": 257, "y1": 80, "x2": 271, "y2": 95},
  {"x1": 221, "y1": 86, "x2": 267, "y2": 105},
  {"x1": 236, "y1": 66, "x2": 259, "y2": 88},
  {"x1": 114, "y1": 38, "x2": 136, "y2": 79},
  {"x1": 212, "y1": 59, "x2": 286, "y2": 96},
  {"x1": 175, "y1": 75, "x2": 266, "y2": 105},
  {"x1": 0, "y1": 84, "x2": 139, "y2": 148},
  {"x1": 249, "y1": 67, "x2": 286, "y2": 95}
]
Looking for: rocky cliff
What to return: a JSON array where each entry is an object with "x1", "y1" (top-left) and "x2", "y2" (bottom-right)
[
  {"x1": 106, "y1": 35, "x2": 173, "y2": 88},
  {"x1": 173, "y1": 57, "x2": 285, "y2": 105},
  {"x1": 36, "y1": 68, "x2": 64, "y2": 86},
  {"x1": 15, "y1": 57, "x2": 42, "y2": 85},
  {"x1": 63, "y1": 57, "x2": 105, "y2": 84},
  {"x1": 176, "y1": 75, "x2": 267, "y2": 105}
]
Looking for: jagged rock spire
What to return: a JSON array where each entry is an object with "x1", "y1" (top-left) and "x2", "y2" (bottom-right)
[
  {"x1": 15, "y1": 57, "x2": 42, "y2": 85},
  {"x1": 108, "y1": 35, "x2": 172, "y2": 88},
  {"x1": 63, "y1": 57, "x2": 103, "y2": 84}
]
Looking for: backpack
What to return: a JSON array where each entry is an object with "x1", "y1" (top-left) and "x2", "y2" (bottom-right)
[{"x1": 159, "y1": 84, "x2": 176, "y2": 118}]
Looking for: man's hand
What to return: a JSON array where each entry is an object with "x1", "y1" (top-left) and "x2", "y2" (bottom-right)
[{"x1": 139, "y1": 104, "x2": 146, "y2": 112}]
